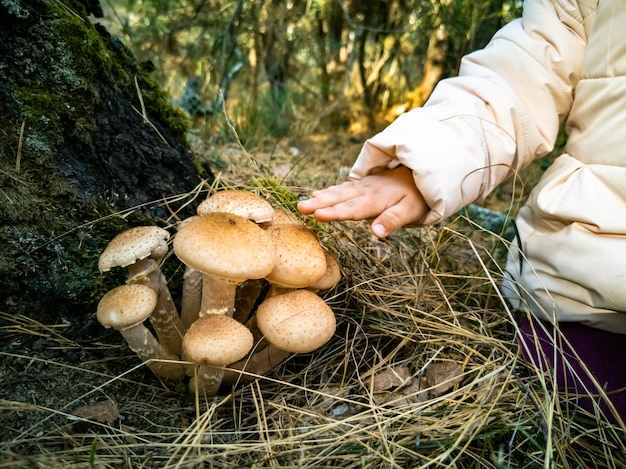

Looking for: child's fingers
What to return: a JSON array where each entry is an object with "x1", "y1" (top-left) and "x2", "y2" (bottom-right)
[
  {"x1": 309, "y1": 195, "x2": 380, "y2": 222},
  {"x1": 297, "y1": 182, "x2": 363, "y2": 215}
]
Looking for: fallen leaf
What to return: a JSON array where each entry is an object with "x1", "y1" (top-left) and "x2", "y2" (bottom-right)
[
  {"x1": 71, "y1": 399, "x2": 119, "y2": 423},
  {"x1": 369, "y1": 366, "x2": 431, "y2": 406},
  {"x1": 370, "y1": 366, "x2": 412, "y2": 392},
  {"x1": 374, "y1": 378, "x2": 430, "y2": 406},
  {"x1": 425, "y1": 362, "x2": 463, "y2": 396}
]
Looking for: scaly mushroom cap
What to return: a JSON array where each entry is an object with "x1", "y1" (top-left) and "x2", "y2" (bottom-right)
[
  {"x1": 265, "y1": 224, "x2": 327, "y2": 288},
  {"x1": 268, "y1": 207, "x2": 301, "y2": 226},
  {"x1": 197, "y1": 190, "x2": 275, "y2": 224},
  {"x1": 307, "y1": 251, "x2": 341, "y2": 291},
  {"x1": 173, "y1": 212, "x2": 276, "y2": 282},
  {"x1": 98, "y1": 226, "x2": 170, "y2": 272},
  {"x1": 96, "y1": 284, "x2": 158, "y2": 330},
  {"x1": 255, "y1": 289, "x2": 336, "y2": 354},
  {"x1": 182, "y1": 314, "x2": 254, "y2": 366}
]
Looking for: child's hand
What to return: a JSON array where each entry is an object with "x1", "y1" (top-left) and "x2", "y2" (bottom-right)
[{"x1": 297, "y1": 165, "x2": 427, "y2": 238}]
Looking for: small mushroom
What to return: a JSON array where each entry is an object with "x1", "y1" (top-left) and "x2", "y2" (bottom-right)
[
  {"x1": 182, "y1": 314, "x2": 254, "y2": 395},
  {"x1": 173, "y1": 212, "x2": 276, "y2": 317},
  {"x1": 197, "y1": 189, "x2": 275, "y2": 224},
  {"x1": 96, "y1": 284, "x2": 185, "y2": 380},
  {"x1": 222, "y1": 289, "x2": 336, "y2": 385},
  {"x1": 98, "y1": 226, "x2": 186, "y2": 355}
]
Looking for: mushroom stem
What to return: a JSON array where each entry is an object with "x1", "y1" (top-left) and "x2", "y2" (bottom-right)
[
  {"x1": 151, "y1": 272, "x2": 186, "y2": 355},
  {"x1": 120, "y1": 324, "x2": 185, "y2": 380},
  {"x1": 200, "y1": 275, "x2": 239, "y2": 316},
  {"x1": 180, "y1": 266, "x2": 202, "y2": 328},
  {"x1": 188, "y1": 365, "x2": 226, "y2": 396},
  {"x1": 233, "y1": 278, "x2": 266, "y2": 324},
  {"x1": 128, "y1": 259, "x2": 186, "y2": 355},
  {"x1": 222, "y1": 344, "x2": 291, "y2": 386}
]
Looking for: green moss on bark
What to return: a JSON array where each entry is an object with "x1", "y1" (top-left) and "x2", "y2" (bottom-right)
[{"x1": 0, "y1": 0, "x2": 208, "y2": 334}]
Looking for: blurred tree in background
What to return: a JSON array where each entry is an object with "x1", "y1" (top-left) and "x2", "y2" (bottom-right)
[{"x1": 101, "y1": 0, "x2": 522, "y2": 144}]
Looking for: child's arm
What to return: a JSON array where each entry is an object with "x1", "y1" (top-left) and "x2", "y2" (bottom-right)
[
  {"x1": 297, "y1": 165, "x2": 427, "y2": 238},
  {"x1": 301, "y1": 0, "x2": 586, "y2": 230}
]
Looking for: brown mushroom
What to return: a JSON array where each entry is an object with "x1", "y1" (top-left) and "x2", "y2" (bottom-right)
[
  {"x1": 97, "y1": 284, "x2": 185, "y2": 380},
  {"x1": 182, "y1": 314, "x2": 254, "y2": 395},
  {"x1": 173, "y1": 212, "x2": 276, "y2": 318},
  {"x1": 307, "y1": 251, "x2": 341, "y2": 292},
  {"x1": 192, "y1": 190, "x2": 275, "y2": 325},
  {"x1": 197, "y1": 189, "x2": 275, "y2": 224},
  {"x1": 98, "y1": 226, "x2": 186, "y2": 355},
  {"x1": 266, "y1": 206, "x2": 301, "y2": 226},
  {"x1": 264, "y1": 223, "x2": 328, "y2": 297},
  {"x1": 222, "y1": 289, "x2": 336, "y2": 385}
]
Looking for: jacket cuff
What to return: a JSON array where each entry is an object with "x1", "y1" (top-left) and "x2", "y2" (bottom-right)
[{"x1": 349, "y1": 105, "x2": 491, "y2": 225}]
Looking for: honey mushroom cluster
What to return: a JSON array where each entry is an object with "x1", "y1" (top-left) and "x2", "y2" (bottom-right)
[{"x1": 96, "y1": 190, "x2": 340, "y2": 396}]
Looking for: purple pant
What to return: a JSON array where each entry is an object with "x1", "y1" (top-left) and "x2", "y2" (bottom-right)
[{"x1": 518, "y1": 317, "x2": 626, "y2": 424}]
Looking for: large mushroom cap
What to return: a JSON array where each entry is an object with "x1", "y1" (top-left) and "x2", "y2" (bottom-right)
[
  {"x1": 96, "y1": 284, "x2": 158, "y2": 330},
  {"x1": 256, "y1": 289, "x2": 336, "y2": 354},
  {"x1": 173, "y1": 212, "x2": 276, "y2": 282},
  {"x1": 98, "y1": 226, "x2": 170, "y2": 272},
  {"x1": 197, "y1": 190, "x2": 275, "y2": 224},
  {"x1": 182, "y1": 314, "x2": 254, "y2": 366},
  {"x1": 265, "y1": 224, "x2": 327, "y2": 289}
]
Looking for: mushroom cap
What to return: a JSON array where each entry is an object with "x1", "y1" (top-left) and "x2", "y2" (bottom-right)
[
  {"x1": 197, "y1": 190, "x2": 275, "y2": 224},
  {"x1": 96, "y1": 284, "x2": 158, "y2": 330},
  {"x1": 173, "y1": 212, "x2": 276, "y2": 282},
  {"x1": 98, "y1": 226, "x2": 170, "y2": 272},
  {"x1": 308, "y1": 251, "x2": 341, "y2": 291},
  {"x1": 182, "y1": 314, "x2": 254, "y2": 366},
  {"x1": 255, "y1": 289, "x2": 336, "y2": 353},
  {"x1": 268, "y1": 207, "x2": 301, "y2": 226},
  {"x1": 265, "y1": 224, "x2": 327, "y2": 288}
]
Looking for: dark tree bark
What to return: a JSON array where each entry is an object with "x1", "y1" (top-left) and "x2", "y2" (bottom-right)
[{"x1": 0, "y1": 0, "x2": 211, "y2": 338}]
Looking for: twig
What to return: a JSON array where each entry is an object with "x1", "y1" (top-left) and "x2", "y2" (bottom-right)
[
  {"x1": 16, "y1": 119, "x2": 25, "y2": 172},
  {"x1": 133, "y1": 75, "x2": 169, "y2": 145}
]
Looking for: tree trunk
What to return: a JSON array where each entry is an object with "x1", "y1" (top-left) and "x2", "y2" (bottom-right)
[
  {"x1": 416, "y1": 22, "x2": 450, "y2": 106},
  {"x1": 0, "y1": 0, "x2": 210, "y2": 339}
]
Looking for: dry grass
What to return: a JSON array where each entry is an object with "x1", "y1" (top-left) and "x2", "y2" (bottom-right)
[{"x1": 1, "y1": 133, "x2": 625, "y2": 468}]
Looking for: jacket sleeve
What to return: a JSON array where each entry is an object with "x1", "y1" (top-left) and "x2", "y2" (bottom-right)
[{"x1": 349, "y1": 0, "x2": 590, "y2": 225}]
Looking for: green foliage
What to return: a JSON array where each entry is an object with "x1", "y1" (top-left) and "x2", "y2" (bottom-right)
[
  {"x1": 252, "y1": 176, "x2": 300, "y2": 213},
  {"x1": 104, "y1": 0, "x2": 523, "y2": 145},
  {"x1": 252, "y1": 176, "x2": 330, "y2": 237}
]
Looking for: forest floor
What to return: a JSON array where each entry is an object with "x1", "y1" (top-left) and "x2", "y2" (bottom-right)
[{"x1": 1, "y1": 131, "x2": 625, "y2": 468}]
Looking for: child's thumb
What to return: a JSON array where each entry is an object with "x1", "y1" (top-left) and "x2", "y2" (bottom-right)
[{"x1": 370, "y1": 210, "x2": 405, "y2": 238}]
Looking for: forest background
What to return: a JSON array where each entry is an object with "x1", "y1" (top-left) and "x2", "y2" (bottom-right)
[{"x1": 102, "y1": 0, "x2": 522, "y2": 151}]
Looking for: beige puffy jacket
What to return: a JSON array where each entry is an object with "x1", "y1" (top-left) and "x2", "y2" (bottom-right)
[{"x1": 350, "y1": 0, "x2": 626, "y2": 333}]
